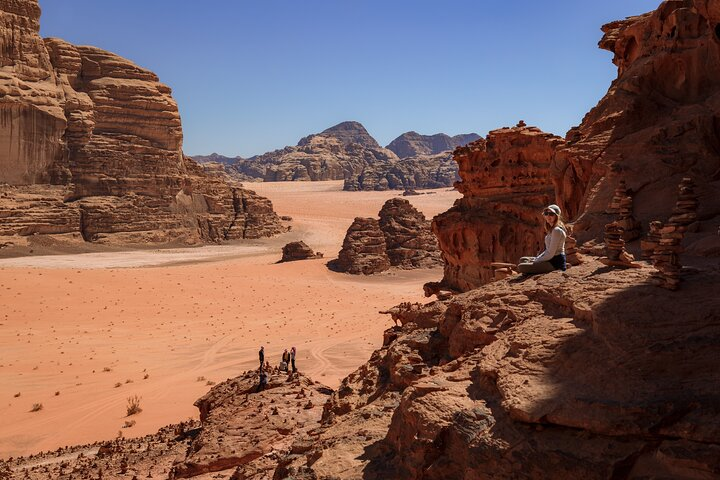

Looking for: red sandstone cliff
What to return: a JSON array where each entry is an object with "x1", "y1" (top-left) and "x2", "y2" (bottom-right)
[
  {"x1": 554, "y1": 0, "x2": 720, "y2": 250},
  {"x1": 0, "y1": 0, "x2": 285, "y2": 249},
  {"x1": 432, "y1": 124, "x2": 564, "y2": 291}
]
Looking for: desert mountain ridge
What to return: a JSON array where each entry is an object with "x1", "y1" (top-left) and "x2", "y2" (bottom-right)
[{"x1": 191, "y1": 121, "x2": 479, "y2": 191}]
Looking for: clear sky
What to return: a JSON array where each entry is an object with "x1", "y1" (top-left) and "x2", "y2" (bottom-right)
[{"x1": 38, "y1": 1, "x2": 659, "y2": 157}]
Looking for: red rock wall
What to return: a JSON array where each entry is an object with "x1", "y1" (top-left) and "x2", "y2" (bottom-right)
[
  {"x1": 554, "y1": 0, "x2": 720, "y2": 246},
  {"x1": 433, "y1": 125, "x2": 565, "y2": 291},
  {"x1": 0, "y1": 0, "x2": 286, "y2": 246}
]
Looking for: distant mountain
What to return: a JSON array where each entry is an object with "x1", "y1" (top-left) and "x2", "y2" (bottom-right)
[
  {"x1": 386, "y1": 131, "x2": 481, "y2": 159},
  {"x1": 193, "y1": 121, "x2": 478, "y2": 190},
  {"x1": 191, "y1": 153, "x2": 242, "y2": 165},
  {"x1": 299, "y1": 121, "x2": 382, "y2": 150}
]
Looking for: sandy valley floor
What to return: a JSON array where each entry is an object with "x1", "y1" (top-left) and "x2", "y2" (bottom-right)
[{"x1": 0, "y1": 181, "x2": 460, "y2": 458}]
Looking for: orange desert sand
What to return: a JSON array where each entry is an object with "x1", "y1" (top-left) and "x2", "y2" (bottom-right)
[{"x1": 0, "y1": 181, "x2": 460, "y2": 459}]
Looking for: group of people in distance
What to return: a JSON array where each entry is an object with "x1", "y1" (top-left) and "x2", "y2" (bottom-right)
[{"x1": 256, "y1": 345, "x2": 296, "y2": 392}]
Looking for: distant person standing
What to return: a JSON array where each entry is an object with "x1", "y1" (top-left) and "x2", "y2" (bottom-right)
[
  {"x1": 281, "y1": 349, "x2": 290, "y2": 372},
  {"x1": 290, "y1": 347, "x2": 297, "y2": 372},
  {"x1": 259, "y1": 346, "x2": 264, "y2": 368}
]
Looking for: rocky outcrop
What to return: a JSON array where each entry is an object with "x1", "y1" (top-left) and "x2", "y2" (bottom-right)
[
  {"x1": 552, "y1": 0, "x2": 720, "y2": 244},
  {"x1": 327, "y1": 217, "x2": 391, "y2": 274},
  {"x1": 329, "y1": 199, "x2": 443, "y2": 274},
  {"x1": 378, "y1": 198, "x2": 442, "y2": 269},
  {"x1": 228, "y1": 123, "x2": 396, "y2": 182},
  {"x1": 279, "y1": 241, "x2": 322, "y2": 262},
  {"x1": 172, "y1": 371, "x2": 331, "y2": 479},
  {"x1": 343, "y1": 150, "x2": 463, "y2": 191},
  {"x1": 0, "y1": 0, "x2": 286, "y2": 248},
  {"x1": 432, "y1": 124, "x2": 565, "y2": 291},
  {"x1": 200, "y1": 122, "x2": 468, "y2": 191},
  {"x1": 277, "y1": 260, "x2": 720, "y2": 479},
  {"x1": 4, "y1": 372, "x2": 332, "y2": 480},
  {"x1": 386, "y1": 131, "x2": 480, "y2": 158}
]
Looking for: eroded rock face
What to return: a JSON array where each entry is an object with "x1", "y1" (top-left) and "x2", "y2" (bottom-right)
[
  {"x1": 205, "y1": 122, "x2": 467, "y2": 191},
  {"x1": 379, "y1": 198, "x2": 442, "y2": 269},
  {"x1": 172, "y1": 371, "x2": 331, "y2": 479},
  {"x1": 328, "y1": 217, "x2": 391, "y2": 274},
  {"x1": 553, "y1": 0, "x2": 720, "y2": 244},
  {"x1": 0, "y1": 0, "x2": 286, "y2": 248},
  {"x1": 278, "y1": 260, "x2": 720, "y2": 479},
  {"x1": 432, "y1": 124, "x2": 565, "y2": 291},
  {"x1": 344, "y1": 150, "x2": 463, "y2": 192},
  {"x1": 386, "y1": 131, "x2": 480, "y2": 158}
]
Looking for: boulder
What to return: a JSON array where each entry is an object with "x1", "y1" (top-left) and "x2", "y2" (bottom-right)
[{"x1": 279, "y1": 241, "x2": 321, "y2": 262}]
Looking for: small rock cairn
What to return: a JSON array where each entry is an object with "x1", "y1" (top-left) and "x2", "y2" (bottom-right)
[
  {"x1": 650, "y1": 178, "x2": 698, "y2": 290},
  {"x1": 640, "y1": 221, "x2": 663, "y2": 259},
  {"x1": 564, "y1": 225, "x2": 582, "y2": 266},
  {"x1": 606, "y1": 180, "x2": 641, "y2": 241},
  {"x1": 600, "y1": 222, "x2": 639, "y2": 267}
]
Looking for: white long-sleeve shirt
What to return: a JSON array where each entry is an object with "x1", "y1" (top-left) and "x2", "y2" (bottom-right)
[{"x1": 534, "y1": 226, "x2": 567, "y2": 263}]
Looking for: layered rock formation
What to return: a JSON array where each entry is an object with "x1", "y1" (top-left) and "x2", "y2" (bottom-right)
[
  {"x1": 330, "y1": 199, "x2": 443, "y2": 274},
  {"x1": 553, "y1": 0, "x2": 720, "y2": 244},
  {"x1": 378, "y1": 198, "x2": 443, "y2": 269},
  {"x1": 386, "y1": 131, "x2": 480, "y2": 158},
  {"x1": 432, "y1": 124, "x2": 565, "y2": 291},
  {"x1": 195, "y1": 122, "x2": 474, "y2": 191},
  {"x1": 0, "y1": 0, "x2": 286, "y2": 249},
  {"x1": 327, "y1": 217, "x2": 391, "y2": 275}
]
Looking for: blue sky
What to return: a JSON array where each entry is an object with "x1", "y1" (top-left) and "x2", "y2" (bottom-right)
[{"x1": 38, "y1": 1, "x2": 659, "y2": 157}]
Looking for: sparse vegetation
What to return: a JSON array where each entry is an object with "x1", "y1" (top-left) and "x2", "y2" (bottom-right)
[
  {"x1": 102, "y1": 367, "x2": 112, "y2": 372},
  {"x1": 30, "y1": 403, "x2": 43, "y2": 412},
  {"x1": 206, "y1": 380, "x2": 216, "y2": 386},
  {"x1": 126, "y1": 395, "x2": 142, "y2": 416},
  {"x1": 114, "y1": 382, "x2": 122, "y2": 388},
  {"x1": 125, "y1": 379, "x2": 133, "y2": 384},
  {"x1": 13, "y1": 392, "x2": 20, "y2": 398},
  {"x1": 123, "y1": 419, "x2": 136, "y2": 428},
  {"x1": 55, "y1": 391, "x2": 60, "y2": 396},
  {"x1": 143, "y1": 373, "x2": 150, "y2": 380},
  {"x1": 196, "y1": 376, "x2": 206, "y2": 382}
]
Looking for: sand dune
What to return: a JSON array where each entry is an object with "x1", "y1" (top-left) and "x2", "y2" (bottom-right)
[{"x1": 0, "y1": 181, "x2": 460, "y2": 458}]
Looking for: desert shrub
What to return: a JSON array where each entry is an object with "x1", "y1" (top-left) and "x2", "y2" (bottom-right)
[
  {"x1": 123, "y1": 420, "x2": 136, "y2": 428},
  {"x1": 30, "y1": 403, "x2": 43, "y2": 412},
  {"x1": 126, "y1": 395, "x2": 142, "y2": 416}
]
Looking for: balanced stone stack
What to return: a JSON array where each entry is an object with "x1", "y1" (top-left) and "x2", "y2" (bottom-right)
[
  {"x1": 564, "y1": 225, "x2": 582, "y2": 266},
  {"x1": 607, "y1": 180, "x2": 641, "y2": 241},
  {"x1": 650, "y1": 178, "x2": 699, "y2": 290},
  {"x1": 600, "y1": 222, "x2": 640, "y2": 267},
  {"x1": 640, "y1": 221, "x2": 663, "y2": 259}
]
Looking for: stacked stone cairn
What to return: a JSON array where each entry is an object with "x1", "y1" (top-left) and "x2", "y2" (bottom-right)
[
  {"x1": 606, "y1": 180, "x2": 641, "y2": 241},
  {"x1": 564, "y1": 224, "x2": 582, "y2": 266},
  {"x1": 640, "y1": 221, "x2": 663, "y2": 259},
  {"x1": 600, "y1": 222, "x2": 640, "y2": 267},
  {"x1": 650, "y1": 178, "x2": 699, "y2": 290}
]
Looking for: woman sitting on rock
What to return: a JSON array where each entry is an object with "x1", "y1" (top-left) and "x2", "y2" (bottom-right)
[{"x1": 517, "y1": 204, "x2": 567, "y2": 274}]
